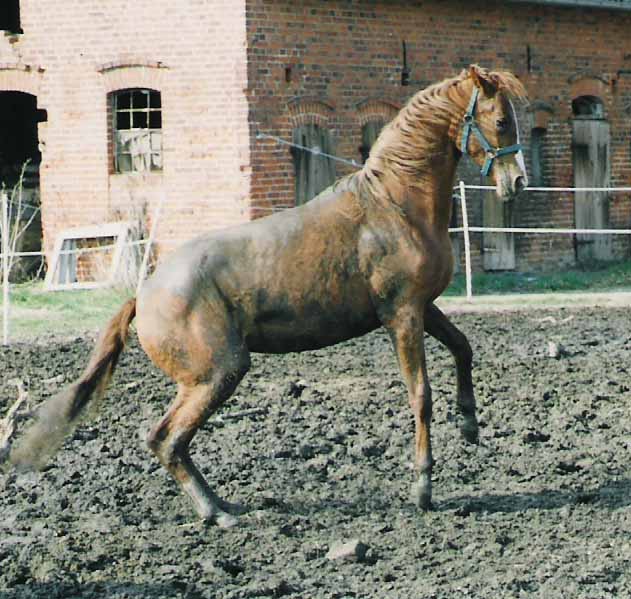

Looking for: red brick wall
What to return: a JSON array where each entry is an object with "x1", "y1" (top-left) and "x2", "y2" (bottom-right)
[
  {"x1": 246, "y1": 0, "x2": 631, "y2": 271},
  {"x1": 2, "y1": 1, "x2": 631, "y2": 273},
  {"x1": 0, "y1": 0, "x2": 251, "y2": 257}
]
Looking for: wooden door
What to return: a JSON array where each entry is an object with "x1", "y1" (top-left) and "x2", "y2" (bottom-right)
[
  {"x1": 483, "y1": 194, "x2": 515, "y2": 271},
  {"x1": 292, "y1": 124, "x2": 336, "y2": 205},
  {"x1": 573, "y1": 119, "x2": 611, "y2": 263}
]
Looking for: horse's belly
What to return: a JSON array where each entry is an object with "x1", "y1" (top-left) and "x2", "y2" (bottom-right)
[{"x1": 245, "y1": 304, "x2": 380, "y2": 353}]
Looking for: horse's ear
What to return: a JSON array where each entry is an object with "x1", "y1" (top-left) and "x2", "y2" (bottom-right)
[{"x1": 468, "y1": 64, "x2": 497, "y2": 97}]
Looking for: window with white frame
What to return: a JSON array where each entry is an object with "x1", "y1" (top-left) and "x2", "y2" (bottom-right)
[{"x1": 112, "y1": 89, "x2": 162, "y2": 173}]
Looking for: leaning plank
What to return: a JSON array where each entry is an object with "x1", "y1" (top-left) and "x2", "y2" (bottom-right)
[{"x1": 0, "y1": 379, "x2": 30, "y2": 463}]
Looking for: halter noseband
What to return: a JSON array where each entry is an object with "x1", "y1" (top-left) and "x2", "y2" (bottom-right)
[{"x1": 460, "y1": 87, "x2": 522, "y2": 177}]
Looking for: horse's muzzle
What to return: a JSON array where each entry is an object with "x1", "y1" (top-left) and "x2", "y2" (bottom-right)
[{"x1": 496, "y1": 169, "x2": 528, "y2": 200}]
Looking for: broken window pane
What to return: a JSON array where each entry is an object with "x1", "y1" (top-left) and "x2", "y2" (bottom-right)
[
  {"x1": 151, "y1": 153, "x2": 163, "y2": 170},
  {"x1": 150, "y1": 131, "x2": 162, "y2": 151},
  {"x1": 112, "y1": 88, "x2": 162, "y2": 173},
  {"x1": 117, "y1": 153, "x2": 132, "y2": 173}
]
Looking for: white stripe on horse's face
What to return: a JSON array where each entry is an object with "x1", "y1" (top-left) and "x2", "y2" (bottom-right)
[{"x1": 509, "y1": 99, "x2": 528, "y2": 184}]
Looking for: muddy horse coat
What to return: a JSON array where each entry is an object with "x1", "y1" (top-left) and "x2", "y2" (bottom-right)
[{"x1": 12, "y1": 65, "x2": 528, "y2": 526}]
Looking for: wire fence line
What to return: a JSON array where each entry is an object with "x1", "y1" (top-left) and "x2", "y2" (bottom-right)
[
  {"x1": 2, "y1": 182, "x2": 631, "y2": 344},
  {"x1": 255, "y1": 133, "x2": 362, "y2": 168}
]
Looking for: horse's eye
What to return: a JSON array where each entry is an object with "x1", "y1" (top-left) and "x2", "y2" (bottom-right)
[{"x1": 497, "y1": 118, "x2": 509, "y2": 133}]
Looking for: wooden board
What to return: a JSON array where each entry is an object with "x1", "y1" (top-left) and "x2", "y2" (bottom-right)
[{"x1": 573, "y1": 119, "x2": 611, "y2": 263}]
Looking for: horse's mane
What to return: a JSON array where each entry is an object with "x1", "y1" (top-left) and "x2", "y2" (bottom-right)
[{"x1": 357, "y1": 65, "x2": 527, "y2": 207}]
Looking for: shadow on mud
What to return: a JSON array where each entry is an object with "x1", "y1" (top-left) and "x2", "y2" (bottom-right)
[
  {"x1": 0, "y1": 580, "x2": 200, "y2": 599},
  {"x1": 440, "y1": 478, "x2": 631, "y2": 514},
  {"x1": 260, "y1": 478, "x2": 631, "y2": 519}
]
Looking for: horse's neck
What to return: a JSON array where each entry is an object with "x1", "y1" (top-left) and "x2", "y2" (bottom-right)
[{"x1": 397, "y1": 147, "x2": 458, "y2": 235}]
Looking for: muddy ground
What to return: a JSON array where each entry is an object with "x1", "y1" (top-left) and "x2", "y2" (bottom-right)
[{"x1": 0, "y1": 307, "x2": 630, "y2": 598}]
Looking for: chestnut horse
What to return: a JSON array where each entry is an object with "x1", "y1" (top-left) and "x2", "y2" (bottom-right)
[{"x1": 12, "y1": 65, "x2": 527, "y2": 526}]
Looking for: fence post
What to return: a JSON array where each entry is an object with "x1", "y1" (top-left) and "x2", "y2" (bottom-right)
[
  {"x1": 136, "y1": 190, "x2": 166, "y2": 296},
  {"x1": 2, "y1": 190, "x2": 9, "y2": 345},
  {"x1": 458, "y1": 180, "x2": 473, "y2": 301}
]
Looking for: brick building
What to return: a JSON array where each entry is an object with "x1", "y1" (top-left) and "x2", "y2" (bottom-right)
[{"x1": 1, "y1": 0, "x2": 630, "y2": 276}]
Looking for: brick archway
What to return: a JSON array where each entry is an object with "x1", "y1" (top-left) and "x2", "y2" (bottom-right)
[
  {"x1": 356, "y1": 98, "x2": 399, "y2": 126},
  {"x1": 569, "y1": 75, "x2": 608, "y2": 103},
  {"x1": 528, "y1": 100, "x2": 554, "y2": 130},
  {"x1": 97, "y1": 60, "x2": 169, "y2": 94},
  {"x1": 0, "y1": 65, "x2": 43, "y2": 96},
  {"x1": 287, "y1": 97, "x2": 334, "y2": 128}
]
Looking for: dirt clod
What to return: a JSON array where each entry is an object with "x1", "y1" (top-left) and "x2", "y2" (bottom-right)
[{"x1": 326, "y1": 539, "x2": 369, "y2": 562}]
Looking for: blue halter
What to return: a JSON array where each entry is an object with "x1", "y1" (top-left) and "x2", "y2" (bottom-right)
[{"x1": 461, "y1": 87, "x2": 522, "y2": 177}]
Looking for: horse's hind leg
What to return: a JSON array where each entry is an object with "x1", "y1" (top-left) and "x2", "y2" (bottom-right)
[
  {"x1": 147, "y1": 356, "x2": 249, "y2": 527},
  {"x1": 424, "y1": 302, "x2": 479, "y2": 444}
]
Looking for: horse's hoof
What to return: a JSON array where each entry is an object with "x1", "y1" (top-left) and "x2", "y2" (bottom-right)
[
  {"x1": 410, "y1": 480, "x2": 432, "y2": 511},
  {"x1": 214, "y1": 511, "x2": 239, "y2": 529},
  {"x1": 461, "y1": 420, "x2": 479, "y2": 445}
]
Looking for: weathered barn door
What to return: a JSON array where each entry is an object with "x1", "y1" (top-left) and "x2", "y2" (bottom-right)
[
  {"x1": 572, "y1": 116, "x2": 611, "y2": 263},
  {"x1": 292, "y1": 124, "x2": 336, "y2": 205},
  {"x1": 483, "y1": 194, "x2": 515, "y2": 270}
]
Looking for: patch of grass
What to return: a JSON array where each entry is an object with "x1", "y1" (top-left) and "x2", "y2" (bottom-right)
[
  {"x1": 1, "y1": 281, "x2": 130, "y2": 340},
  {"x1": 3, "y1": 261, "x2": 631, "y2": 342},
  {"x1": 445, "y1": 260, "x2": 631, "y2": 296}
]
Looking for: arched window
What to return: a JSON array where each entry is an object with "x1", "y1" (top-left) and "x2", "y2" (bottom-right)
[
  {"x1": 111, "y1": 88, "x2": 162, "y2": 173},
  {"x1": 291, "y1": 123, "x2": 335, "y2": 205},
  {"x1": 530, "y1": 127, "x2": 546, "y2": 187},
  {"x1": 572, "y1": 95, "x2": 604, "y2": 119},
  {"x1": 528, "y1": 103, "x2": 552, "y2": 188}
]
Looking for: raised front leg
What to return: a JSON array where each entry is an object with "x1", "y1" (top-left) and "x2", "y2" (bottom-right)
[
  {"x1": 425, "y1": 302, "x2": 479, "y2": 444},
  {"x1": 386, "y1": 305, "x2": 434, "y2": 510}
]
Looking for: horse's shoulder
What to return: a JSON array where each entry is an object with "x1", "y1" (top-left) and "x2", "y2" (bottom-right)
[{"x1": 333, "y1": 191, "x2": 364, "y2": 224}]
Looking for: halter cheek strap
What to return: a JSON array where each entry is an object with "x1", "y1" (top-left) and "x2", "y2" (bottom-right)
[{"x1": 461, "y1": 87, "x2": 522, "y2": 177}]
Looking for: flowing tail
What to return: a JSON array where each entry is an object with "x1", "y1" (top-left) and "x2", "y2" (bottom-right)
[{"x1": 10, "y1": 298, "x2": 137, "y2": 469}]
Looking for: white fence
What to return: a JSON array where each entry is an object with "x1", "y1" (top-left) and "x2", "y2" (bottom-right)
[
  {"x1": 1, "y1": 182, "x2": 631, "y2": 345},
  {"x1": 453, "y1": 181, "x2": 631, "y2": 301}
]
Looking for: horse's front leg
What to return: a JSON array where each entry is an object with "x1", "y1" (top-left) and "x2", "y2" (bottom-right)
[
  {"x1": 386, "y1": 304, "x2": 434, "y2": 510},
  {"x1": 424, "y1": 302, "x2": 479, "y2": 444}
]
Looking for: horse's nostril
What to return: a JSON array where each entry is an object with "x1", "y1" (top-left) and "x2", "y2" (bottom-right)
[{"x1": 514, "y1": 175, "x2": 526, "y2": 194}]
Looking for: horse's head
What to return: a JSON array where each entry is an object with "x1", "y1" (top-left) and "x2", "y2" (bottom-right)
[{"x1": 457, "y1": 65, "x2": 528, "y2": 200}]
